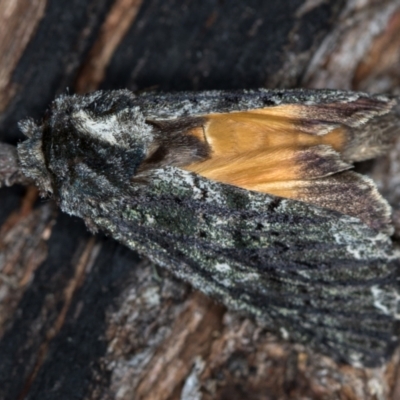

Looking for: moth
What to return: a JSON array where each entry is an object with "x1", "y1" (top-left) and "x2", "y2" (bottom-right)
[{"x1": 1, "y1": 88, "x2": 400, "y2": 367}]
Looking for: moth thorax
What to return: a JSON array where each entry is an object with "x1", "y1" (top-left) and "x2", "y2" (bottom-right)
[{"x1": 71, "y1": 107, "x2": 154, "y2": 150}]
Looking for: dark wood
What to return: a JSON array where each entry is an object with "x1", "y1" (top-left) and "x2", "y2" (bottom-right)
[
  {"x1": 0, "y1": 0, "x2": 115, "y2": 144},
  {"x1": 1, "y1": 1, "x2": 400, "y2": 399}
]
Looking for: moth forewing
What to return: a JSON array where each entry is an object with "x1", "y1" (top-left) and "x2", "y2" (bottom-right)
[
  {"x1": 179, "y1": 97, "x2": 398, "y2": 234},
  {"x1": 13, "y1": 88, "x2": 400, "y2": 367}
]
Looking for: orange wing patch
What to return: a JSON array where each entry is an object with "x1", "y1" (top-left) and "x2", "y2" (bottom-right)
[
  {"x1": 185, "y1": 105, "x2": 347, "y2": 197},
  {"x1": 190, "y1": 106, "x2": 346, "y2": 155},
  {"x1": 181, "y1": 104, "x2": 393, "y2": 233}
]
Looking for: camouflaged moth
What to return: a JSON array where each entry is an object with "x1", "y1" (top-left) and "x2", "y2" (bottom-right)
[{"x1": 1, "y1": 88, "x2": 400, "y2": 367}]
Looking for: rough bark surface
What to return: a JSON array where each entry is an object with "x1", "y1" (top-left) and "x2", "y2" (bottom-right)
[{"x1": 1, "y1": 0, "x2": 400, "y2": 399}]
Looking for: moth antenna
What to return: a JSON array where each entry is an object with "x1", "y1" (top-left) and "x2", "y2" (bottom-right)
[
  {"x1": 18, "y1": 118, "x2": 38, "y2": 139},
  {"x1": 0, "y1": 143, "x2": 32, "y2": 187}
]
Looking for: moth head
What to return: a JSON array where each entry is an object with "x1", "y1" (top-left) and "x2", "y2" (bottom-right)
[
  {"x1": 18, "y1": 118, "x2": 53, "y2": 193},
  {"x1": 17, "y1": 90, "x2": 154, "y2": 198}
]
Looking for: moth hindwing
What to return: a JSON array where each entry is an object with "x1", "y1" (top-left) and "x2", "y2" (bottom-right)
[{"x1": 16, "y1": 88, "x2": 400, "y2": 367}]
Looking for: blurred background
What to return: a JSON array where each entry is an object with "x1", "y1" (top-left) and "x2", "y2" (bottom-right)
[{"x1": 0, "y1": 1, "x2": 400, "y2": 399}]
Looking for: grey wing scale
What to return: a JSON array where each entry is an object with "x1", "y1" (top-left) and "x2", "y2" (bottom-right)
[
  {"x1": 132, "y1": 88, "x2": 389, "y2": 119},
  {"x1": 59, "y1": 166, "x2": 400, "y2": 367}
]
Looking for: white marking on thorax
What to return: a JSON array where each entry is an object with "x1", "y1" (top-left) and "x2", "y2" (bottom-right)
[{"x1": 73, "y1": 110, "x2": 119, "y2": 145}]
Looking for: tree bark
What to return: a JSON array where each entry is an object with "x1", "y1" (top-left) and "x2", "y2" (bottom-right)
[{"x1": 1, "y1": 1, "x2": 400, "y2": 399}]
